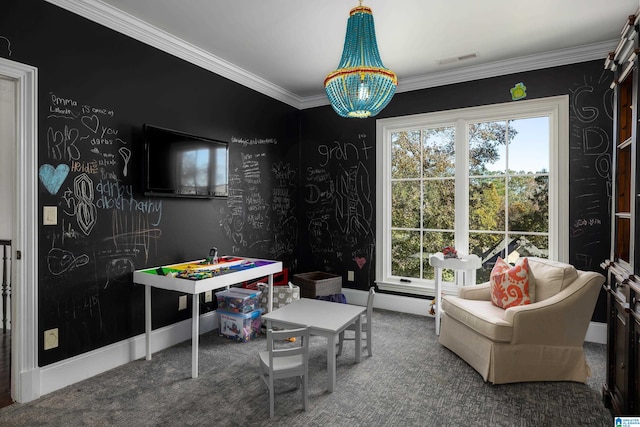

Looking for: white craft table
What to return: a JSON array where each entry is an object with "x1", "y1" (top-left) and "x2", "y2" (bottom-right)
[
  {"x1": 429, "y1": 252, "x2": 481, "y2": 335},
  {"x1": 262, "y1": 298, "x2": 366, "y2": 393},
  {"x1": 133, "y1": 257, "x2": 282, "y2": 378}
]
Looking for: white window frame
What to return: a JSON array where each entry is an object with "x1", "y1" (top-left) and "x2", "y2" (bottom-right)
[{"x1": 375, "y1": 96, "x2": 569, "y2": 296}]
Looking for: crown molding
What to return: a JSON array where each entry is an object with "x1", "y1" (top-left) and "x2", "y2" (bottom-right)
[
  {"x1": 46, "y1": 1, "x2": 616, "y2": 112},
  {"x1": 300, "y1": 40, "x2": 617, "y2": 110},
  {"x1": 45, "y1": 0, "x2": 304, "y2": 109}
]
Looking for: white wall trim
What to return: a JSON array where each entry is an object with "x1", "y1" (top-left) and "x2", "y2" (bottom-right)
[
  {"x1": 300, "y1": 41, "x2": 616, "y2": 109},
  {"x1": 36, "y1": 290, "x2": 606, "y2": 398},
  {"x1": 0, "y1": 57, "x2": 39, "y2": 404},
  {"x1": 585, "y1": 321, "x2": 607, "y2": 345},
  {"x1": 343, "y1": 288, "x2": 607, "y2": 344},
  {"x1": 44, "y1": 0, "x2": 304, "y2": 110},
  {"x1": 44, "y1": 0, "x2": 615, "y2": 112},
  {"x1": 40, "y1": 311, "x2": 219, "y2": 397}
]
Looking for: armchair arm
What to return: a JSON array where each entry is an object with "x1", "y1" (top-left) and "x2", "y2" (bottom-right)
[
  {"x1": 505, "y1": 271, "x2": 604, "y2": 346},
  {"x1": 458, "y1": 282, "x2": 491, "y2": 300}
]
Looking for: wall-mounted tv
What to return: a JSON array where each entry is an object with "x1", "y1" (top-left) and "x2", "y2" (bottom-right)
[{"x1": 143, "y1": 124, "x2": 229, "y2": 198}]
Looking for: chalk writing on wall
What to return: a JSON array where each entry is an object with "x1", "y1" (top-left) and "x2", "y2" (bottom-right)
[
  {"x1": 220, "y1": 137, "x2": 298, "y2": 267},
  {"x1": 304, "y1": 134, "x2": 375, "y2": 282},
  {"x1": 0, "y1": 36, "x2": 11, "y2": 56},
  {"x1": 270, "y1": 161, "x2": 298, "y2": 262},
  {"x1": 41, "y1": 92, "x2": 164, "y2": 353},
  {"x1": 568, "y1": 72, "x2": 612, "y2": 269}
]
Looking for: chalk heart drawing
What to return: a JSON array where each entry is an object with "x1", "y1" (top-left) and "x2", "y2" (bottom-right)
[
  {"x1": 355, "y1": 256, "x2": 367, "y2": 270},
  {"x1": 39, "y1": 164, "x2": 70, "y2": 195},
  {"x1": 81, "y1": 114, "x2": 99, "y2": 133}
]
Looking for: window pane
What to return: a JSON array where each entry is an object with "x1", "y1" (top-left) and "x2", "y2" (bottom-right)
[
  {"x1": 392, "y1": 130, "x2": 421, "y2": 179},
  {"x1": 422, "y1": 231, "x2": 455, "y2": 280},
  {"x1": 379, "y1": 96, "x2": 563, "y2": 295},
  {"x1": 508, "y1": 175, "x2": 549, "y2": 232},
  {"x1": 509, "y1": 117, "x2": 549, "y2": 173},
  {"x1": 423, "y1": 179, "x2": 455, "y2": 229},
  {"x1": 509, "y1": 234, "x2": 549, "y2": 259},
  {"x1": 469, "y1": 121, "x2": 507, "y2": 175},
  {"x1": 391, "y1": 230, "x2": 420, "y2": 278},
  {"x1": 470, "y1": 232, "x2": 505, "y2": 282},
  {"x1": 469, "y1": 177, "x2": 505, "y2": 231},
  {"x1": 423, "y1": 127, "x2": 455, "y2": 177},
  {"x1": 392, "y1": 181, "x2": 420, "y2": 228}
]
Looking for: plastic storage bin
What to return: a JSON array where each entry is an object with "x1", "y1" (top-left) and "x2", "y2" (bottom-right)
[
  {"x1": 291, "y1": 271, "x2": 342, "y2": 298},
  {"x1": 219, "y1": 309, "x2": 263, "y2": 342},
  {"x1": 216, "y1": 288, "x2": 262, "y2": 313}
]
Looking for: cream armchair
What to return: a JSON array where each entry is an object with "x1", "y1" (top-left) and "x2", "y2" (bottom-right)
[{"x1": 438, "y1": 257, "x2": 605, "y2": 384}]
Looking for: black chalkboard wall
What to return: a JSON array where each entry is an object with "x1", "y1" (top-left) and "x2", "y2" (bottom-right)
[
  {"x1": 2, "y1": 1, "x2": 299, "y2": 366},
  {"x1": 300, "y1": 62, "x2": 613, "y2": 322},
  {"x1": 2, "y1": 0, "x2": 612, "y2": 367}
]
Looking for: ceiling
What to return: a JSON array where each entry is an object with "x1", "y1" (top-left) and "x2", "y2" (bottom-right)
[{"x1": 49, "y1": 0, "x2": 639, "y2": 109}]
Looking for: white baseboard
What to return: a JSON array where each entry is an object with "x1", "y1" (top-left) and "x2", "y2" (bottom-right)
[
  {"x1": 35, "y1": 291, "x2": 607, "y2": 401},
  {"x1": 343, "y1": 288, "x2": 607, "y2": 344},
  {"x1": 585, "y1": 320, "x2": 607, "y2": 344},
  {"x1": 39, "y1": 311, "x2": 219, "y2": 397}
]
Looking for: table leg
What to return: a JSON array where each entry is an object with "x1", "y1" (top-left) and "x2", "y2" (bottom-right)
[
  {"x1": 267, "y1": 274, "x2": 273, "y2": 313},
  {"x1": 435, "y1": 267, "x2": 442, "y2": 335},
  {"x1": 355, "y1": 316, "x2": 362, "y2": 363},
  {"x1": 145, "y1": 285, "x2": 152, "y2": 360},
  {"x1": 191, "y1": 294, "x2": 199, "y2": 379},
  {"x1": 327, "y1": 334, "x2": 336, "y2": 393}
]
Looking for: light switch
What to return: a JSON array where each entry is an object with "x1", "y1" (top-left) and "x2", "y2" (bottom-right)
[
  {"x1": 43, "y1": 206, "x2": 57, "y2": 225},
  {"x1": 348, "y1": 270, "x2": 355, "y2": 281}
]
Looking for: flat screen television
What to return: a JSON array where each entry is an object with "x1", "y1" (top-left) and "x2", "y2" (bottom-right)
[{"x1": 143, "y1": 124, "x2": 229, "y2": 198}]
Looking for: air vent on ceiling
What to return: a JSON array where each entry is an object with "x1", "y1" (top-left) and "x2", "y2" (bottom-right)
[{"x1": 437, "y1": 52, "x2": 478, "y2": 65}]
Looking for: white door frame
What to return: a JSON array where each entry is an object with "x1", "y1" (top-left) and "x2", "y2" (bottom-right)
[{"x1": 0, "y1": 57, "x2": 39, "y2": 403}]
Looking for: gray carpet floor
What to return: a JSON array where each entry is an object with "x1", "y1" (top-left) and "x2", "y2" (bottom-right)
[{"x1": 0, "y1": 309, "x2": 613, "y2": 426}]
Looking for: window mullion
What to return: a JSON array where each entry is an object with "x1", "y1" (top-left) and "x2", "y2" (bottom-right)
[
  {"x1": 455, "y1": 118, "x2": 468, "y2": 252},
  {"x1": 420, "y1": 129, "x2": 425, "y2": 279}
]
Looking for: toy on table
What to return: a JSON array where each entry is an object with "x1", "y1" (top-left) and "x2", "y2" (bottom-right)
[{"x1": 203, "y1": 247, "x2": 219, "y2": 265}]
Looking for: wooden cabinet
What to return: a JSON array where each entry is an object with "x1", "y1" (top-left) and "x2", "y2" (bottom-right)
[{"x1": 602, "y1": 9, "x2": 639, "y2": 416}]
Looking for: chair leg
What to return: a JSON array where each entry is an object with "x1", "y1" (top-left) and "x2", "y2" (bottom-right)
[
  {"x1": 302, "y1": 373, "x2": 308, "y2": 411},
  {"x1": 269, "y1": 379, "x2": 275, "y2": 418},
  {"x1": 338, "y1": 331, "x2": 344, "y2": 356},
  {"x1": 366, "y1": 323, "x2": 372, "y2": 357}
]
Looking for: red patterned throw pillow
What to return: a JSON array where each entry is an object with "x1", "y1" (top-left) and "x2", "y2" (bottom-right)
[{"x1": 490, "y1": 257, "x2": 531, "y2": 309}]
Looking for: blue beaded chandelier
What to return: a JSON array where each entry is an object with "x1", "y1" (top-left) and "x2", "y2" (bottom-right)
[{"x1": 324, "y1": 1, "x2": 397, "y2": 119}]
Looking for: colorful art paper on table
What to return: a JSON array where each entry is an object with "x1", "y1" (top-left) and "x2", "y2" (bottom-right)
[{"x1": 140, "y1": 258, "x2": 277, "y2": 281}]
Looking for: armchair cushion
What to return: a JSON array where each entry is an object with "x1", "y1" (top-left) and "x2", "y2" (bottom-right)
[
  {"x1": 442, "y1": 297, "x2": 512, "y2": 342},
  {"x1": 490, "y1": 257, "x2": 532, "y2": 309},
  {"x1": 527, "y1": 257, "x2": 578, "y2": 302}
]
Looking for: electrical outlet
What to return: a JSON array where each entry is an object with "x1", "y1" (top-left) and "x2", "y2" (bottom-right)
[
  {"x1": 178, "y1": 295, "x2": 187, "y2": 310},
  {"x1": 44, "y1": 328, "x2": 59, "y2": 350},
  {"x1": 348, "y1": 270, "x2": 355, "y2": 281},
  {"x1": 205, "y1": 290, "x2": 213, "y2": 303}
]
